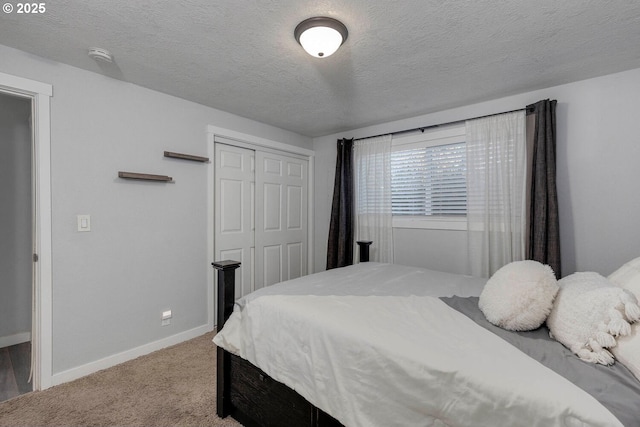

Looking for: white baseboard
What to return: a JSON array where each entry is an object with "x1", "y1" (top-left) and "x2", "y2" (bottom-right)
[
  {"x1": 51, "y1": 324, "x2": 213, "y2": 387},
  {"x1": 0, "y1": 332, "x2": 31, "y2": 348}
]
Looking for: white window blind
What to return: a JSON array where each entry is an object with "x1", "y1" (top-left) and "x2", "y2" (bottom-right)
[{"x1": 391, "y1": 141, "x2": 467, "y2": 216}]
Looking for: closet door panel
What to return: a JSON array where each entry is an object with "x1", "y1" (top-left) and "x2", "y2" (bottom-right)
[
  {"x1": 215, "y1": 144, "x2": 255, "y2": 299},
  {"x1": 287, "y1": 242, "x2": 302, "y2": 279},
  {"x1": 255, "y1": 152, "x2": 308, "y2": 288},
  {"x1": 263, "y1": 183, "x2": 282, "y2": 232},
  {"x1": 263, "y1": 245, "x2": 282, "y2": 287},
  {"x1": 219, "y1": 179, "x2": 243, "y2": 232}
]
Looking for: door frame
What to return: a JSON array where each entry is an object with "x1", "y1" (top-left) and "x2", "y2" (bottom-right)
[
  {"x1": 206, "y1": 126, "x2": 314, "y2": 329},
  {"x1": 0, "y1": 72, "x2": 53, "y2": 390}
]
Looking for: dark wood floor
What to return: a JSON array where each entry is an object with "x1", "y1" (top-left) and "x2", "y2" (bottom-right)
[{"x1": 0, "y1": 342, "x2": 32, "y2": 402}]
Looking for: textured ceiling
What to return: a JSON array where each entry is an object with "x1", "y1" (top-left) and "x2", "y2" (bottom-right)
[{"x1": 1, "y1": 0, "x2": 640, "y2": 137}]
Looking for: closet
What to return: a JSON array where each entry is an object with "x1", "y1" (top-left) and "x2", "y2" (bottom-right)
[{"x1": 214, "y1": 138, "x2": 309, "y2": 300}]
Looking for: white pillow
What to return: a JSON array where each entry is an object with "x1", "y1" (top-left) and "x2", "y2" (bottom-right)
[
  {"x1": 479, "y1": 260, "x2": 558, "y2": 331},
  {"x1": 546, "y1": 272, "x2": 640, "y2": 365},
  {"x1": 609, "y1": 257, "x2": 640, "y2": 380},
  {"x1": 609, "y1": 256, "x2": 640, "y2": 296}
]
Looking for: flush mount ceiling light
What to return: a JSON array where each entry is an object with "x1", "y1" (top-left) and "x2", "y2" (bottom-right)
[
  {"x1": 294, "y1": 17, "x2": 348, "y2": 58},
  {"x1": 88, "y1": 47, "x2": 113, "y2": 63}
]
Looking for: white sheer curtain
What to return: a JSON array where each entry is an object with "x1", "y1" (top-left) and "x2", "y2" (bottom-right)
[
  {"x1": 466, "y1": 111, "x2": 526, "y2": 277},
  {"x1": 354, "y1": 134, "x2": 394, "y2": 263}
]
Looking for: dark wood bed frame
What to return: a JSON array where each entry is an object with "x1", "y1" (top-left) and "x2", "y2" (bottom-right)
[{"x1": 212, "y1": 241, "x2": 373, "y2": 427}]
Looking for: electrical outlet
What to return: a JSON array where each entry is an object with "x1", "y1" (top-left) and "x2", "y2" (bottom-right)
[{"x1": 161, "y1": 309, "x2": 172, "y2": 326}]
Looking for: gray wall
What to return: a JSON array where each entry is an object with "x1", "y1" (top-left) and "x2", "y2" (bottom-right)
[
  {"x1": 0, "y1": 44, "x2": 312, "y2": 374},
  {"x1": 0, "y1": 93, "x2": 32, "y2": 342},
  {"x1": 313, "y1": 67, "x2": 640, "y2": 278}
]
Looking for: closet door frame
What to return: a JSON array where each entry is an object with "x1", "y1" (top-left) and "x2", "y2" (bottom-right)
[{"x1": 206, "y1": 126, "x2": 314, "y2": 330}]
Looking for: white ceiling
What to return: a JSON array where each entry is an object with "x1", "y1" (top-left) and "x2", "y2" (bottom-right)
[{"x1": 1, "y1": 0, "x2": 640, "y2": 137}]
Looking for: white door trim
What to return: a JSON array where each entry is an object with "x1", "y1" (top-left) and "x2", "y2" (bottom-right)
[
  {"x1": 207, "y1": 126, "x2": 314, "y2": 157},
  {"x1": 0, "y1": 71, "x2": 53, "y2": 390},
  {"x1": 206, "y1": 126, "x2": 314, "y2": 329}
]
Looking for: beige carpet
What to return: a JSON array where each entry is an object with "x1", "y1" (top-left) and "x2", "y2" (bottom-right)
[{"x1": 0, "y1": 332, "x2": 242, "y2": 427}]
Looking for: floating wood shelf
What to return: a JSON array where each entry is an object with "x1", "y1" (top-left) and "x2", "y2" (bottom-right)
[
  {"x1": 118, "y1": 171, "x2": 173, "y2": 182},
  {"x1": 164, "y1": 151, "x2": 209, "y2": 163}
]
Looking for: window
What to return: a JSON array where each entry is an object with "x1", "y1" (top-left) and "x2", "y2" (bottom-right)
[{"x1": 390, "y1": 124, "x2": 467, "y2": 230}]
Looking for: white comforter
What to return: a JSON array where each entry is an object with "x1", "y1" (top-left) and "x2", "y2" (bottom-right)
[{"x1": 214, "y1": 265, "x2": 622, "y2": 427}]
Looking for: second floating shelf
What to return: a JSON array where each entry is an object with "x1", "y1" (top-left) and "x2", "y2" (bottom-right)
[
  {"x1": 118, "y1": 171, "x2": 173, "y2": 182},
  {"x1": 164, "y1": 151, "x2": 209, "y2": 163}
]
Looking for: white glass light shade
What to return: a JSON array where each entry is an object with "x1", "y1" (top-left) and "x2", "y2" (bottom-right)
[
  {"x1": 299, "y1": 26, "x2": 343, "y2": 58},
  {"x1": 294, "y1": 17, "x2": 348, "y2": 59}
]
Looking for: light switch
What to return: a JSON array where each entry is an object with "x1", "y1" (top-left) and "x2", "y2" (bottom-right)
[{"x1": 77, "y1": 215, "x2": 91, "y2": 232}]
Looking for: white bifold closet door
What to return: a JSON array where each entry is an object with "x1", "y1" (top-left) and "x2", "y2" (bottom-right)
[
  {"x1": 215, "y1": 143, "x2": 308, "y2": 300},
  {"x1": 215, "y1": 144, "x2": 255, "y2": 299},
  {"x1": 255, "y1": 150, "x2": 308, "y2": 288}
]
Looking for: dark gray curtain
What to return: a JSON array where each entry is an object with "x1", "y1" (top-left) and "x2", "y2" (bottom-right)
[
  {"x1": 327, "y1": 138, "x2": 354, "y2": 269},
  {"x1": 526, "y1": 99, "x2": 561, "y2": 277}
]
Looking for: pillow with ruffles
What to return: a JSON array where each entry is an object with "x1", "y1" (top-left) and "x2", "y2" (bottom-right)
[
  {"x1": 479, "y1": 260, "x2": 558, "y2": 331},
  {"x1": 546, "y1": 272, "x2": 640, "y2": 365},
  {"x1": 609, "y1": 257, "x2": 640, "y2": 380}
]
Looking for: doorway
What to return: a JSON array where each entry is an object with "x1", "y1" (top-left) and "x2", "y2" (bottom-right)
[
  {"x1": 0, "y1": 72, "x2": 53, "y2": 392},
  {"x1": 0, "y1": 92, "x2": 33, "y2": 401}
]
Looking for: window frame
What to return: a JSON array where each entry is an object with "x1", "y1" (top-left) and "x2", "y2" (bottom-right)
[{"x1": 391, "y1": 123, "x2": 467, "y2": 231}]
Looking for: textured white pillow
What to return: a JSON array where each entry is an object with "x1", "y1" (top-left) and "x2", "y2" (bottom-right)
[
  {"x1": 609, "y1": 257, "x2": 640, "y2": 380},
  {"x1": 479, "y1": 260, "x2": 558, "y2": 331},
  {"x1": 547, "y1": 272, "x2": 640, "y2": 365},
  {"x1": 609, "y1": 256, "x2": 640, "y2": 296}
]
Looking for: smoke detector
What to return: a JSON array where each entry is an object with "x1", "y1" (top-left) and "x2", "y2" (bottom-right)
[{"x1": 88, "y1": 47, "x2": 113, "y2": 63}]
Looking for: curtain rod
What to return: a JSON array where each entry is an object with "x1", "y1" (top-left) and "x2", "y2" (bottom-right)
[{"x1": 355, "y1": 106, "x2": 532, "y2": 142}]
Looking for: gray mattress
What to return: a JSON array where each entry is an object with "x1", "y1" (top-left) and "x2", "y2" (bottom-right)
[{"x1": 442, "y1": 296, "x2": 640, "y2": 427}]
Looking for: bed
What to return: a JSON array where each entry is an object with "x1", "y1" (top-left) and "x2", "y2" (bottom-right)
[{"x1": 212, "y1": 250, "x2": 640, "y2": 427}]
